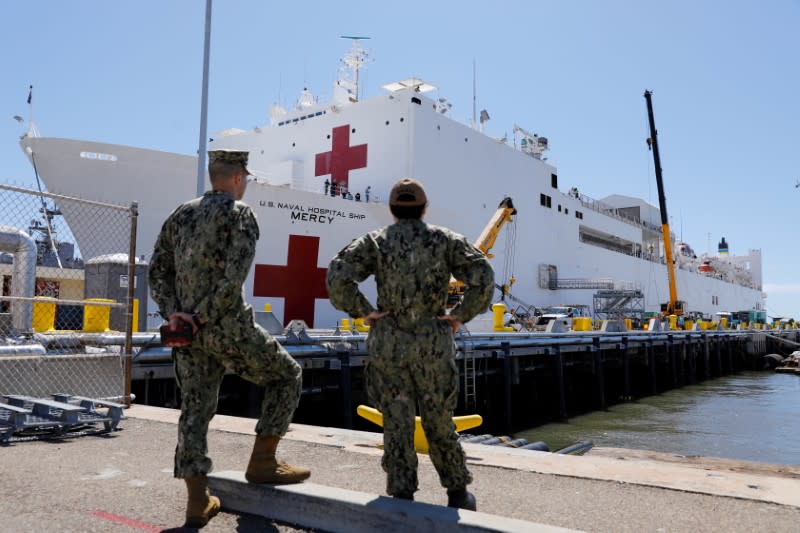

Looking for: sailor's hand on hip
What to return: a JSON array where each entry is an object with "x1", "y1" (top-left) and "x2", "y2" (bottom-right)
[
  {"x1": 364, "y1": 310, "x2": 390, "y2": 326},
  {"x1": 169, "y1": 312, "x2": 199, "y2": 334},
  {"x1": 437, "y1": 315, "x2": 462, "y2": 335}
]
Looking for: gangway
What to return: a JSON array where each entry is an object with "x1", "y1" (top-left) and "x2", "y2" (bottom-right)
[
  {"x1": 593, "y1": 289, "x2": 645, "y2": 320},
  {"x1": 555, "y1": 278, "x2": 615, "y2": 290}
]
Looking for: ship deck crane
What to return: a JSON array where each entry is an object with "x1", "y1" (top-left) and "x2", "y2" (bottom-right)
[
  {"x1": 644, "y1": 90, "x2": 684, "y2": 316},
  {"x1": 448, "y1": 197, "x2": 517, "y2": 306},
  {"x1": 513, "y1": 124, "x2": 549, "y2": 159}
]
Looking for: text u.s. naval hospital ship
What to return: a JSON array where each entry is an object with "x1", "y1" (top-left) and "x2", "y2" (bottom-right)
[{"x1": 18, "y1": 41, "x2": 765, "y2": 330}]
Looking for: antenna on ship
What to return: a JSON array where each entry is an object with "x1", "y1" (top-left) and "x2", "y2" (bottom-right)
[{"x1": 339, "y1": 36, "x2": 370, "y2": 102}]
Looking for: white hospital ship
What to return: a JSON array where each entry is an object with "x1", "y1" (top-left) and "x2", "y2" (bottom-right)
[{"x1": 18, "y1": 41, "x2": 765, "y2": 329}]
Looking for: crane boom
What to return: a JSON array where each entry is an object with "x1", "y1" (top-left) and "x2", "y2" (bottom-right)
[
  {"x1": 447, "y1": 197, "x2": 517, "y2": 306},
  {"x1": 644, "y1": 90, "x2": 684, "y2": 316},
  {"x1": 475, "y1": 197, "x2": 516, "y2": 258}
]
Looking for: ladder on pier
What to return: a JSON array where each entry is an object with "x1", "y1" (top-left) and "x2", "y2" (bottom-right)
[{"x1": 463, "y1": 351, "x2": 477, "y2": 409}]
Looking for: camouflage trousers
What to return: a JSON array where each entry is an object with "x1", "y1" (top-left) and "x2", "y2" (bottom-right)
[
  {"x1": 365, "y1": 317, "x2": 472, "y2": 497},
  {"x1": 173, "y1": 315, "x2": 302, "y2": 478}
]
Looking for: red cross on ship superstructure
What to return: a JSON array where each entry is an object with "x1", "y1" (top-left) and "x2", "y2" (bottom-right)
[
  {"x1": 253, "y1": 235, "x2": 328, "y2": 328},
  {"x1": 314, "y1": 124, "x2": 368, "y2": 189}
]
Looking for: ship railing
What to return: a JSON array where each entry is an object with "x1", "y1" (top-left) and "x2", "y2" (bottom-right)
[
  {"x1": 248, "y1": 176, "x2": 383, "y2": 204},
  {"x1": 674, "y1": 261, "x2": 758, "y2": 289},
  {"x1": 577, "y1": 233, "x2": 754, "y2": 290},
  {"x1": 575, "y1": 193, "x2": 663, "y2": 234},
  {"x1": 579, "y1": 233, "x2": 666, "y2": 265},
  {"x1": 573, "y1": 192, "x2": 759, "y2": 288}
]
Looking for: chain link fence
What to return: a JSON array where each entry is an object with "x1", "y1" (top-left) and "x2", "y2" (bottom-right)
[{"x1": 0, "y1": 182, "x2": 139, "y2": 402}]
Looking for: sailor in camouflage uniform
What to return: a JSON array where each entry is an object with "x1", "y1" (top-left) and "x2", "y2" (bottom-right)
[
  {"x1": 327, "y1": 178, "x2": 494, "y2": 510},
  {"x1": 149, "y1": 150, "x2": 310, "y2": 529}
]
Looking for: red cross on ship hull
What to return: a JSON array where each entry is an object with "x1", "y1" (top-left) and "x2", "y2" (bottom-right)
[
  {"x1": 253, "y1": 235, "x2": 328, "y2": 328},
  {"x1": 315, "y1": 124, "x2": 368, "y2": 189}
]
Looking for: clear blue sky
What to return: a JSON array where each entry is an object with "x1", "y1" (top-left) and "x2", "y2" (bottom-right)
[{"x1": 1, "y1": 1, "x2": 798, "y2": 317}]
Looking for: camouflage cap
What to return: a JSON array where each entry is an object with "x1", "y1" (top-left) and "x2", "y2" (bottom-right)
[
  {"x1": 208, "y1": 149, "x2": 252, "y2": 174},
  {"x1": 389, "y1": 178, "x2": 427, "y2": 207}
]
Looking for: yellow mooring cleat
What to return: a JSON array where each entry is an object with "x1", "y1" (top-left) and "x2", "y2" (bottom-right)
[{"x1": 356, "y1": 404, "x2": 483, "y2": 453}]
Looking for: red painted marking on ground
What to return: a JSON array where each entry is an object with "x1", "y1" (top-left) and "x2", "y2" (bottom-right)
[{"x1": 90, "y1": 510, "x2": 163, "y2": 532}]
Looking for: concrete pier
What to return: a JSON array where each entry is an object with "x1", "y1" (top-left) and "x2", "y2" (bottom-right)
[
  {"x1": 3, "y1": 404, "x2": 799, "y2": 532},
  {"x1": 130, "y1": 328, "x2": 799, "y2": 435}
]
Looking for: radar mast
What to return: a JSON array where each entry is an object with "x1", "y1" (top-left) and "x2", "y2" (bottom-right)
[{"x1": 338, "y1": 36, "x2": 370, "y2": 103}]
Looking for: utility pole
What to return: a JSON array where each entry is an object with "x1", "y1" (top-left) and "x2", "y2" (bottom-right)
[{"x1": 196, "y1": 0, "x2": 212, "y2": 197}]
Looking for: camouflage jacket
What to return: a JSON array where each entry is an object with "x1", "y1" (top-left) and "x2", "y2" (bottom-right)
[
  {"x1": 327, "y1": 218, "x2": 494, "y2": 328},
  {"x1": 148, "y1": 191, "x2": 259, "y2": 325}
]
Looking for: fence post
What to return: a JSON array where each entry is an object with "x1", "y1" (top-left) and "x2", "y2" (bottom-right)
[{"x1": 124, "y1": 201, "x2": 138, "y2": 407}]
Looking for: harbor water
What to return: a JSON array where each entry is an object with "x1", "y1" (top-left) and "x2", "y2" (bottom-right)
[{"x1": 517, "y1": 370, "x2": 800, "y2": 465}]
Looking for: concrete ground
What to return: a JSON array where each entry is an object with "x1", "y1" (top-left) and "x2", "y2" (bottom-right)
[{"x1": 2, "y1": 404, "x2": 800, "y2": 532}]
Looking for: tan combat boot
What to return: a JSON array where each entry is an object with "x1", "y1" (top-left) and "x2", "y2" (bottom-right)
[
  {"x1": 245, "y1": 435, "x2": 311, "y2": 484},
  {"x1": 184, "y1": 476, "x2": 221, "y2": 528}
]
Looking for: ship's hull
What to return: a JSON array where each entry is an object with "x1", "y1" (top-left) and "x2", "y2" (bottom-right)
[{"x1": 18, "y1": 89, "x2": 764, "y2": 329}]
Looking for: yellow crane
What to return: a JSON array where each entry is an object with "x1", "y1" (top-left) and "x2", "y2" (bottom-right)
[
  {"x1": 644, "y1": 90, "x2": 684, "y2": 316},
  {"x1": 447, "y1": 197, "x2": 517, "y2": 305}
]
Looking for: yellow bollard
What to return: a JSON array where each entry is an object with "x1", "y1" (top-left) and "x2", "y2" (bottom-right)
[
  {"x1": 356, "y1": 404, "x2": 482, "y2": 453},
  {"x1": 573, "y1": 317, "x2": 591, "y2": 331},
  {"x1": 83, "y1": 298, "x2": 114, "y2": 332},
  {"x1": 32, "y1": 297, "x2": 57, "y2": 332},
  {"x1": 668, "y1": 315, "x2": 677, "y2": 330},
  {"x1": 492, "y1": 303, "x2": 513, "y2": 332}
]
